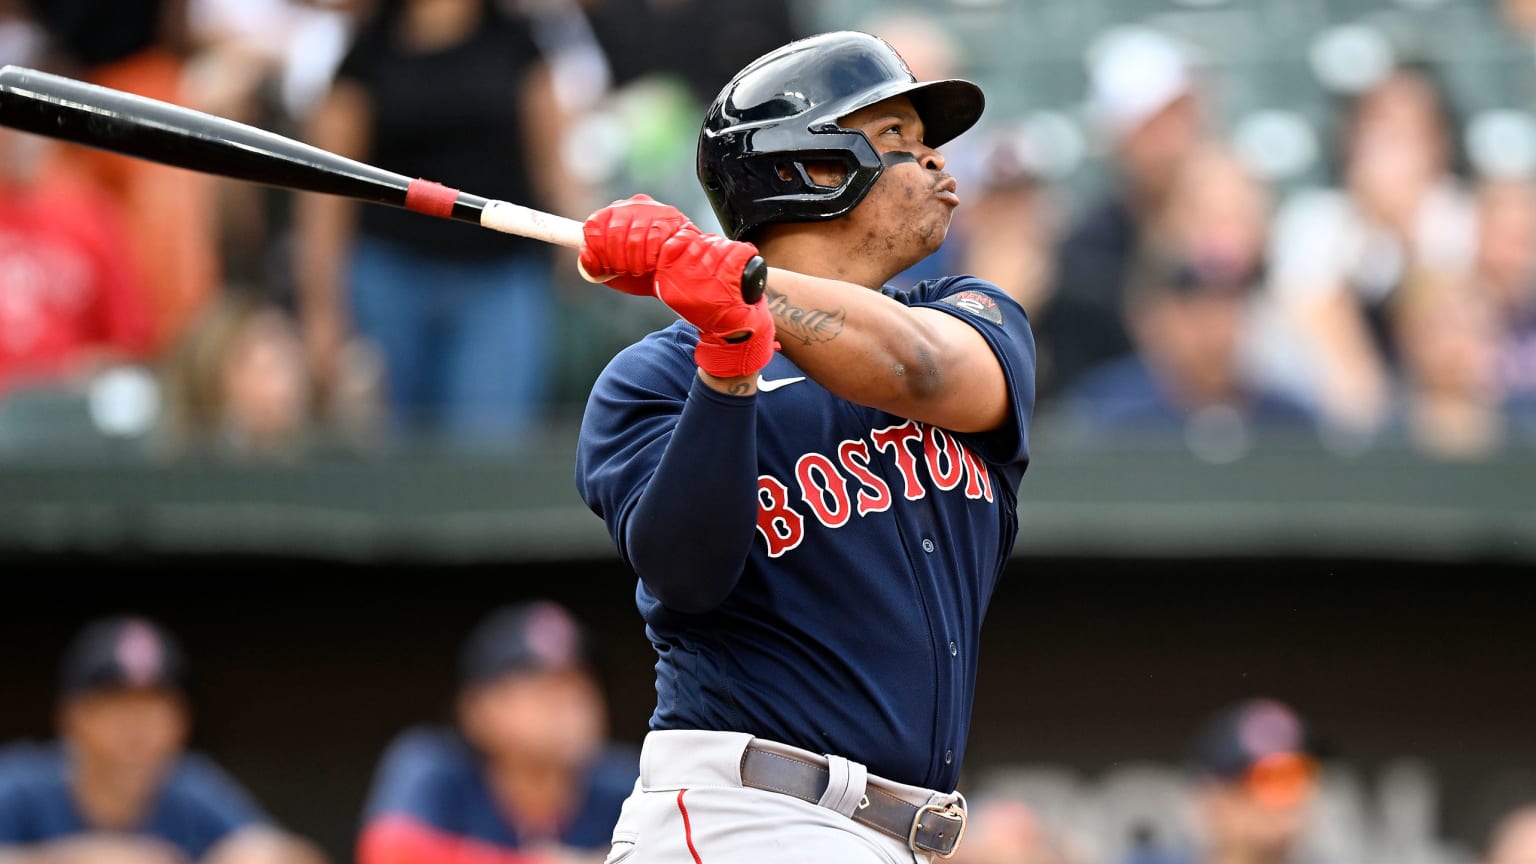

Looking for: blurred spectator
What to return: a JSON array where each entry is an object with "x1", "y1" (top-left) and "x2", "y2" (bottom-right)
[
  {"x1": 0, "y1": 2, "x2": 41, "y2": 73},
  {"x1": 296, "y1": 0, "x2": 584, "y2": 453},
  {"x1": 1470, "y1": 178, "x2": 1536, "y2": 427},
  {"x1": 356, "y1": 601, "x2": 637, "y2": 864},
  {"x1": 0, "y1": 124, "x2": 154, "y2": 402},
  {"x1": 184, "y1": 0, "x2": 357, "y2": 122},
  {"x1": 584, "y1": 0, "x2": 801, "y2": 108},
  {"x1": 1265, "y1": 62, "x2": 1476, "y2": 446},
  {"x1": 181, "y1": 0, "x2": 358, "y2": 285},
  {"x1": 951, "y1": 127, "x2": 1061, "y2": 315},
  {"x1": 1502, "y1": 0, "x2": 1536, "y2": 44},
  {"x1": 1061, "y1": 144, "x2": 1313, "y2": 455},
  {"x1": 1124, "y1": 698, "x2": 1325, "y2": 864},
  {"x1": 22, "y1": 0, "x2": 224, "y2": 357},
  {"x1": 1486, "y1": 804, "x2": 1536, "y2": 864},
  {"x1": 518, "y1": 0, "x2": 613, "y2": 117},
  {"x1": 156, "y1": 291, "x2": 367, "y2": 461},
  {"x1": 0, "y1": 615, "x2": 327, "y2": 864},
  {"x1": 1391, "y1": 275, "x2": 1506, "y2": 459},
  {"x1": 1045, "y1": 26, "x2": 1206, "y2": 399},
  {"x1": 951, "y1": 796, "x2": 1082, "y2": 864}
]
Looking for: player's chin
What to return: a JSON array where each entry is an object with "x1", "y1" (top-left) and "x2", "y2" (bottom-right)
[
  {"x1": 894, "y1": 230, "x2": 948, "y2": 274},
  {"x1": 919, "y1": 213, "x2": 953, "y2": 252}
]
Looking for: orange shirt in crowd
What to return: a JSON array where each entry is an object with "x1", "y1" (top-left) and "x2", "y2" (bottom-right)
[
  {"x1": 0, "y1": 167, "x2": 154, "y2": 397},
  {"x1": 44, "y1": 48, "x2": 220, "y2": 356}
]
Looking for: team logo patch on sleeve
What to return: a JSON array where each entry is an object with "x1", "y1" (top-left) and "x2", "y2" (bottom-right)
[{"x1": 939, "y1": 290, "x2": 1004, "y2": 325}]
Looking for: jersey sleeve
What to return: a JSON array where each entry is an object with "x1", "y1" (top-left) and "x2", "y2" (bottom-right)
[
  {"x1": 900, "y1": 276, "x2": 1037, "y2": 468},
  {"x1": 574, "y1": 331, "x2": 700, "y2": 561},
  {"x1": 173, "y1": 755, "x2": 267, "y2": 824},
  {"x1": 573, "y1": 327, "x2": 761, "y2": 613},
  {"x1": 0, "y1": 742, "x2": 74, "y2": 845},
  {"x1": 362, "y1": 727, "x2": 481, "y2": 829},
  {"x1": 166, "y1": 752, "x2": 268, "y2": 857},
  {"x1": 0, "y1": 749, "x2": 33, "y2": 842},
  {"x1": 561, "y1": 745, "x2": 640, "y2": 848}
]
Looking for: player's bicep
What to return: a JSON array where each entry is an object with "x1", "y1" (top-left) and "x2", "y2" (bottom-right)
[{"x1": 903, "y1": 306, "x2": 1010, "y2": 434}]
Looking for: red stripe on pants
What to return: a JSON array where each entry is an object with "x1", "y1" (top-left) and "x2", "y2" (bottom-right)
[{"x1": 677, "y1": 789, "x2": 704, "y2": 864}]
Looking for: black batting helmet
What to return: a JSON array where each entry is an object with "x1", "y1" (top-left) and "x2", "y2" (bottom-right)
[{"x1": 697, "y1": 30, "x2": 985, "y2": 240}]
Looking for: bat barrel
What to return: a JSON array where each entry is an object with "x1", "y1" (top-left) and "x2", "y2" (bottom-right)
[
  {"x1": 0, "y1": 65, "x2": 766, "y2": 301},
  {"x1": 0, "y1": 65, "x2": 420, "y2": 210}
]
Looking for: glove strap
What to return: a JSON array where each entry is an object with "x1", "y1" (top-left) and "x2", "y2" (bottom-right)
[{"x1": 695, "y1": 330, "x2": 777, "y2": 380}]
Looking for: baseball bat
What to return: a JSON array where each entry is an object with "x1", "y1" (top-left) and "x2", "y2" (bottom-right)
[{"x1": 0, "y1": 65, "x2": 767, "y2": 302}]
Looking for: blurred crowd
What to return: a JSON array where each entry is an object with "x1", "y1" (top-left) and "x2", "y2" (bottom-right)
[
  {"x1": 0, "y1": 606, "x2": 633, "y2": 864},
  {"x1": 5, "y1": 609, "x2": 1536, "y2": 864},
  {"x1": 1, "y1": 0, "x2": 1535, "y2": 463}
]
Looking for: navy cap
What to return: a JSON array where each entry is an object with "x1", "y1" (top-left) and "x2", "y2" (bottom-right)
[
  {"x1": 1190, "y1": 698, "x2": 1319, "y2": 779},
  {"x1": 459, "y1": 601, "x2": 588, "y2": 688},
  {"x1": 59, "y1": 615, "x2": 187, "y2": 697}
]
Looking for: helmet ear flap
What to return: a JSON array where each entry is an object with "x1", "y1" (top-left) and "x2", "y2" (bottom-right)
[{"x1": 709, "y1": 129, "x2": 885, "y2": 239}]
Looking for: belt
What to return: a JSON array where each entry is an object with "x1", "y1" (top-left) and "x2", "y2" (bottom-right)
[{"x1": 738, "y1": 744, "x2": 967, "y2": 858}]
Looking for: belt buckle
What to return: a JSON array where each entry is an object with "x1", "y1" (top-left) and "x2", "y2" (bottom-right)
[{"x1": 908, "y1": 802, "x2": 967, "y2": 859}]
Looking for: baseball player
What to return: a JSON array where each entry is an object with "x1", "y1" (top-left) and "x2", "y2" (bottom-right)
[
  {"x1": 574, "y1": 30, "x2": 1036, "y2": 864},
  {"x1": 356, "y1": 602, "x2": 638, "y2": 864},
  {"x1": 0, "y1": 615, "x2": 325, "y2": 864}
]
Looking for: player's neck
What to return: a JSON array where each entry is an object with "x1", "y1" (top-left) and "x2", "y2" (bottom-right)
[
  {"x1": 756, "y1": 228, "x2": 900, "y2": 291},
  {"x1": 70, "y1": 759, "x2": 158, "y2": 830},
  {"x1": 486, "y1": 757, "x2": 579, "y2": 835},
  {"x1": 401, "y1": 0, "x2": 482, "y2": 52}
]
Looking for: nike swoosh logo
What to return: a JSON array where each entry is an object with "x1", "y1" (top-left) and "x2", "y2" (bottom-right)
[{"x1": 757, "y1": 376, "x2": 806, "y2": 392}]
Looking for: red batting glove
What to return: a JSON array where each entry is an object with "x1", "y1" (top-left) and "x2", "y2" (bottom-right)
[
  {"x1": 579, "y1": 193, "x2": 695, "y2": 296},
  {"x1": 655, "y1": 229, "x2": 776, "y2": 379}
]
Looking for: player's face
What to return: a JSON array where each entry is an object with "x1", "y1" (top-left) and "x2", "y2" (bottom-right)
[
  {"x1": 1199, "y1": 777, "x2": 1315, "y2": 862},
  {"x1": 831, "y1": 95, "x2": 959, "y2": 272},
  {"x1": 60, "y1": 687, "x2": 189, "y2": 779},
  {"x1": 459, "y1": 668, "x2": 606, "y2": 768}
]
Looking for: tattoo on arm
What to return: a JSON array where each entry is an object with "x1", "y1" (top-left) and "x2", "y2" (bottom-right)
[
  {"x1": 766, "y1": 289, "x2": 845, "y2": 346},
  {"x1": 727, "y1": 381, "x2": 755, "y2": 396}
]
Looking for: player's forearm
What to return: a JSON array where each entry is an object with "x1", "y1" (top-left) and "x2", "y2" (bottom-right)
[
  {"x1": 294, "y1": 84, "x2": 368, "y2": 320},
  {"x1": 763, "y1": 267, "x2": 1003, "y2": 431},
  {"x1": 624, "y1": 375, "x2": 759, "y2": 614},
  {"x1": 294, "y1": 192, "x2": 353, "y2": 308}
]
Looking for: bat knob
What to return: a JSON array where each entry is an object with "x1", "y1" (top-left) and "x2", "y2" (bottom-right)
[
  {"x1": 576, "y1": 257, "x2": 616, "y2": 285},
  {"x1": 740, "y1": 256, "x2": 768, "y2": 304}
]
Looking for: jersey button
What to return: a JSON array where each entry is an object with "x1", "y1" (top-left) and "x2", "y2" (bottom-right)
[
  {"x1": 949, "y1": 641, "x2": 958, "y2": 657},
  {"x1": 944, "y1": 749, "x2": 953, "y2": 765},
  {"x1": 922, "y1": 538, "x2": 935, "y2": 553}
]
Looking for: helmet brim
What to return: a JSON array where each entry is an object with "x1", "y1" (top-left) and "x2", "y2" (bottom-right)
[{"x1": 901, "y1": 79, "x2": 986, "y2": 149}]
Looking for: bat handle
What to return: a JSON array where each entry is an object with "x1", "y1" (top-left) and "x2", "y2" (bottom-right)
[{"x1": 478, "y1": 200, "x2": 766, "y2": 303}]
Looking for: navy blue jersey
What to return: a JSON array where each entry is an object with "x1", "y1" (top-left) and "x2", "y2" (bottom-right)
[
  {"x1": 576, "y1": 276, "x2": 1035, "y2": 791},
  {"x1": 362, "y1": 727, "x2": 639, "y2": 849},
  {"x1": 0, "y1": 741, "x2": 265, "y2": 858}
]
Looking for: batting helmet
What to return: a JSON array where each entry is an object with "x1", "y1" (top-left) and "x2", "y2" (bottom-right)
[{"x1": 697, "y1": 30, "x2": 985, "y2": 240}]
